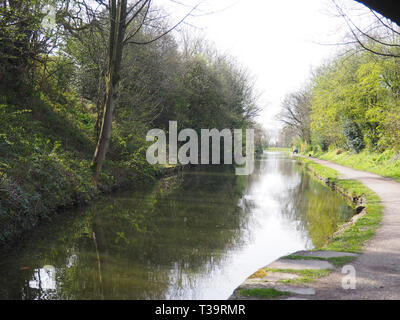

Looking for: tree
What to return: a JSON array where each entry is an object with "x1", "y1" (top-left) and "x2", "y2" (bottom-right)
[
  {"x1": 0, "y1": 0, "x2": 61, "y2": 94},
  {"x1": 276, "y1": 87, "x2": 312, "y2": 144},
  {"x1": 277, "y1": 126, "x2": 297, "y2": 148},
  {"x1": 331, "y1": 0, "x2": 400, "y2": 58},
  {"x1": 355, "y1": 0, "x2": 400, "y2": 27},
  {"x1": 308, "y1": 46, "x2": 400, "y2": 152},
  {"x1": 58, "y1": 0, "x2": 202, "y2": 182},
  {"x1": 253, "y1": 123, "x2": 269, "y2": 153}
]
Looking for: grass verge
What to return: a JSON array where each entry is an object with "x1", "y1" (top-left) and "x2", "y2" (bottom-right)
[
  {"x1": 297, "y1": 156, "x2": 383, "y2": 253},
  {"x1": 312, "y1": 149, "x2": 400, "y2": 182},
  {"x1": 234, "y1": 155, "x2": 383, "y2": 299},
  {"x1": 281, "y1": 255, "x2": 357, "y2": 267},
  {"x1": 264, "y1": 268, "x2": 332, "y2": 285},
  {"x1": 266, "y1": 147, "x2": 291, "y2": 153},
  {"x1": 239, "y1": 288, "x2": 293, "y2": 299}
]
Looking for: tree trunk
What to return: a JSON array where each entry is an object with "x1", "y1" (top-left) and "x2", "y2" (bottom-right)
[{"x1": 92, "y1": 0, "x2": 127, "y2": 183}]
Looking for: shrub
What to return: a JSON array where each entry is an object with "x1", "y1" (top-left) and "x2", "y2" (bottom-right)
[{"x1": 342, "y1": 120, "x2": 365, "y2": 153}]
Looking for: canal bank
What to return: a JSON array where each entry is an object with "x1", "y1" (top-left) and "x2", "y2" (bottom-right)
[
  {"x1": 0, "y1": 152, "x2": 354, "y2": 300},
  {"x1": 230, "y1": 155, "x2": 390, "y2": 300}
]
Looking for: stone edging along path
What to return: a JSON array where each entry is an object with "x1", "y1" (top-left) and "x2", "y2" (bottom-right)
[{"x1": 229, "y1": 156, "x2": 400, "y2": 300}]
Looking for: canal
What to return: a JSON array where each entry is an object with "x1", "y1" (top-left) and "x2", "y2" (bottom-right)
[{"x1": 0, "y1": 152, "x2": 354, "y2": 300}]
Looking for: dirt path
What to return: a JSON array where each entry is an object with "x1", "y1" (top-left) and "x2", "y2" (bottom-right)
[{"x1": 305, "y1": 158, "x2": 400, "y2": 300}]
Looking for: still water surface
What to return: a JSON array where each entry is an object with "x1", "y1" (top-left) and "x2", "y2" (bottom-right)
[{"x1": 0, "y1": 152, "x2": 353, "y2": 300}]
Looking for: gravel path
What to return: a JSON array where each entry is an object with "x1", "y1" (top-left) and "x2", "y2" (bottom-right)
[{"x1": 306, "y1": 158, "x2": 400, "y2": 300}]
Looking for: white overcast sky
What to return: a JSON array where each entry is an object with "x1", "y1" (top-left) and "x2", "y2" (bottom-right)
[{"x1": 160, "y1": 0, "x2": 371, "y2": 137}]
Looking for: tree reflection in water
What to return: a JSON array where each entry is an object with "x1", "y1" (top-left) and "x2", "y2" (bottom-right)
[{"x1": 0, "y1": 152, "x2": 353, "y2": 300}]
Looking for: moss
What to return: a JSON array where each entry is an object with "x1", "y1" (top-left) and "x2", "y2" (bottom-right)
[
  {"x1": 239, "y1": 288, "x2": 292, "y2": 298},
  {"x1": 249, "y1": 269, "x2": 268, "y2": 279},
  {"x1": 282, "y1": 254, "x2": 356, "y2": 267},
  {"x1": 327, "y1": 256, "x2": 356, "y2": 267},
  {"x1": 264, "y1": 268, "x2": 332, "y2": 284}
]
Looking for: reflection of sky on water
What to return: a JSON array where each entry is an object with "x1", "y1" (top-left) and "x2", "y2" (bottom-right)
[
  {"x1": 29, "y1": 266, "x2": 56, "y2": 291},
  {"x1": 1, "y1": 152, "x2": 353, "y2": 300},
  {"x1": 25, "y1": 265, "x2": 57, "y2": 300},
  {"x1": 164, "y1": 152, "x2": 312, "y2": 300},
  {"x1": 26, "y1": 253, "x2": 78, "y2": 300}
]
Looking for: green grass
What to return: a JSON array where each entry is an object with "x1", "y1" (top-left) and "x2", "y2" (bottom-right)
[
  {"x1": 239, "y1": 288, "x2": 293, "y2": 298},
  {"x1": 240, "y1": 155, "x2": 383, "y2": 294},
  {"x1": 266, "y1": 147, "x2": 291, "y2": 152},
  {"x1": 0, "y1": 96, "x2": 157, "y2": 245},
  {"x1": 282, "y1": 255, "x2": 356, "y2": 267},
  {"x1": 264, "y1": 268, "x2": 332, "y2": 284},
  {"x1": 317, "y1": 174, "x2": 382, "y2": 253},
  {"x1": 296, "y1": 157, "x2": 383, "y2": 253},
  {"x1": 298, "y1": 158, "x2": 339, "y2": 183},
  {"x1": 327, "y1": 256, "x2": 357, "y2": 267},
  {"x1": 312, "y1": 149, "x2": 400, "y2": 182}
]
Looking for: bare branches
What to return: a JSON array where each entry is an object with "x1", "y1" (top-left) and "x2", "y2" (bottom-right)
[
  {"x1": 123, "y1": 0, "x2": 151, "y2": 43},
  {"x1": 60, "y1": 0, "x2": 204, "y2": 50},
  {"x1": 94, "y1": 0, "x2": 109, "y2": 10},
  {"x1": 124, "y1": 1, "x2": 203, "y2": 46},
  {"x1": 276, "y1": 88, "x2": 312, "y2": 143},
  {"x1": 125, "y1": 0, "x2": 151, "y2": 28},
  {"x1": 331, "y1": 0, "x2": 400, "y2": 58},
  {"x1": 369, "y1": 9, "x2": 400, "y2": 37}
]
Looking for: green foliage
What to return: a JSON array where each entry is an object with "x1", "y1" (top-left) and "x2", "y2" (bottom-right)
[
  {"x1": 316, "y1": 149, "x2": 400, "y2": 182},
  {"x1": 341, "y1": 120, "x2": 365, "y2": 153},
  {"x1": 239, "y1": 288, "x2": 292, "y2": 299},
  {"x1": 0, "y1": 101, "x2": 95, "y2": 242},
  {"x1": 0, "y1": 96, "x2": 156, "y2": 244},
  {"x1": 0, "y1": 3, "x2": 260, "y2": 246},
  {"x1": 281, "y1": 255, "x2": 356, "y2": 267},
  {"x1": 299, "y1": 158, "x2": 339, "y2": 182},
  {"x1": 309, "y1": 47, "x2": 400, "y2": 153},
  {"x1": 0, "y1": 0, "x2": 60, "y2": 94},
  {"x1": 298, "y1": 157, "x2": 383, "y2": 253},
  {"x1": 264, "y1": 268, "x2": 332, "y2": 284}
]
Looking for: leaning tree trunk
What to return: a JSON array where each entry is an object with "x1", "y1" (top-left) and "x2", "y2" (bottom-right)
[
  {"x1": 92, "y1": 0, "x2": 127, "y2": 183},
  {"x1": 92, "y1": 77, "x2": 117, "y2": 182}
]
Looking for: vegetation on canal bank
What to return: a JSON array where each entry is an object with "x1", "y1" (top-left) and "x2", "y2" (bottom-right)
[
  {"x1": 281, "y1": 255, "x2": 356, "y2": 268},
  {"x1": 233, "y1": 156, "x2": 383, "y2": 300},
  {"x1": 311, "y1": 149, "x2": 400, "y2": 183},
  {"x1": 297, "y1": 157, "x2": 383, "y2": 254},
  {"x1": 239, "y1": 288, "x2": 293, "y2": 299},
  {"x1": 0, "y1": 98, "x2": 157, "y2": 245},
  {"x1": 266, "y1": 147, "x2": 291, "y2": 153},
  {"x1": 1, "y1": 1, "x2": 267, "y2": 246},
  {"x1": 276, "y1": 36, "x2": 400, "y2": 183},
  {"x1": 267, "y1": 269, "x2": 332, "y2": 285}
]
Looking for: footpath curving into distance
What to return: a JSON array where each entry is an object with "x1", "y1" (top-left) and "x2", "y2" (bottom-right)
[{"x1": 230, "y1": 157, "x2": 400, "y2": 300}]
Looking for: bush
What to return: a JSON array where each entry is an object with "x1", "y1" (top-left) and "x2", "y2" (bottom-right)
[
  {"x1": 0, "y1": 98, "x2": 155, "y2": 244},
  {"x1": 342, "y1": 120, "x2": 365, "y2": 153}
]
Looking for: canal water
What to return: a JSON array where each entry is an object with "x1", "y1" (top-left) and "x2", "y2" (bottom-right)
[{"x1": 0, "y1": 152, "x2": 353, "y2": 300}]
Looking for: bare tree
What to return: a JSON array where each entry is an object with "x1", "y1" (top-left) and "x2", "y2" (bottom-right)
[
  {"x1": 253, "y1": 123, "x2": 269, "y2": 152},
  {"x1": 277, "y1": 126, "x2": 297, "y2": 148},
  {"x1": 355, "y1": 1, "x2": 400, "y2": 27},
  {"x1": 276, "y1": 88, "x2": 312, "y2": 144},
  {"x1": 331, "y1": 0, "x2": 400, "y2": 58}
]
